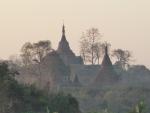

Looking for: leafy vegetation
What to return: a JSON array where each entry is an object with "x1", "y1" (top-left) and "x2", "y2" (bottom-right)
[
  {"x1": 60, "y1": 86, "x2": 150, "y2": 113},
  {"x1": 0, "y1": 62, "x2": 80, "y2": 113}
]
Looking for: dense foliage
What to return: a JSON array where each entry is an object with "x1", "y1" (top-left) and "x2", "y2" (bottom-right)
[{"x1": 0, "y1": 62, "x2": 80, "y2": 113}]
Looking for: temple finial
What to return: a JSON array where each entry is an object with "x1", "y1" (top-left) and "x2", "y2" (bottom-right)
[
  {"x1": 62, "y1": 23, "x2": 65, "y2": 36},
  {"x1": 104, "y1": 42, "x2": 110, "y2": 55},
  {"x1": 105, "y1": 45, "x2": 108, "y2": 54}
]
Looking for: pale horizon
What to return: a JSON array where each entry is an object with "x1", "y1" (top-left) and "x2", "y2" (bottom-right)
[{"x1": 0, "y1": 0, "x2": 150, "y2": 68}]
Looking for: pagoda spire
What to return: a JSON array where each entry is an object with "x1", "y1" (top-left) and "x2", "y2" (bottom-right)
[
  {"x1": 62, "y1": 24, "x2": 65, "y2": 36},
  {"x1": 105, "y1": 45, "x2": 108, "y2": 55},
  {"x1": 101, "y1": 44, "x2": 113, "y2": 68},
  {"x1": 61, "y1": 24, "x2": 67, "y2": 41},
  {"x1": 57, "y1": 25, "x2": 84, "y2": 65},
  {"x1": 57, "y1": 24, "x2": 72, "y2": 54}
]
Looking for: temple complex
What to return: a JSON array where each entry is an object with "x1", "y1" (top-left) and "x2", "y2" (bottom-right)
[
  {"x1": 19, "y1": 25, "x2": 121, "y2": 89},
  {"x1": 57, "y1": 25, "x2": 83, "y2": 65}
]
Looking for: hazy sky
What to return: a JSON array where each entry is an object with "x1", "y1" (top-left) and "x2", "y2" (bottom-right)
[{"x1": 0, "y1": 0, "x2": 150, "y2": 68}]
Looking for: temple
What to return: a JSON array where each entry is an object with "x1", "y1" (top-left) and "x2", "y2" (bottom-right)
[
  {"x1": 93, "y1": 45, "x2": 119, "y2": 85},
  {"x1": 57, "y1": 25, "x2": 83, "y2": 65}
]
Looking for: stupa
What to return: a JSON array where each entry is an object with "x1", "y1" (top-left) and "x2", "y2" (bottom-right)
[
  {"x1": 93, "y1": 45, "x2": 119, "y2": 85},
  {"x1": 57, "y1": 25, "x2": 83, "y2": 65}
]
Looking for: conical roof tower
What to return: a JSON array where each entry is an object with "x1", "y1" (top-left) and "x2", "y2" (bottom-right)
[
  {"x1": 57, "y1": 25, "x2": 83, "y2": 65},
  {"x1": 93, "y1": 45, "x2": 119, "y2": 85},
  {"x1": 57, "y1": 24, "x2": 75, "y2": 56},
  {"x1": 101, "y1": 46, "x2": 113, "y2": 70}
]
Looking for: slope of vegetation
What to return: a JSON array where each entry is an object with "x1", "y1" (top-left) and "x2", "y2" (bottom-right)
[
  {"x1": 60, "y1": 85, "x2": 150, "y2": 113},
  {"x1": 0, "y1": 62, "x2": 80, "y2": 113}
]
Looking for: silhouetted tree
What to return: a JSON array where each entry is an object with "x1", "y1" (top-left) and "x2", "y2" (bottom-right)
[
  {"x1": 20, "y1": 40, "x2": 52, "y2": 87},
  {"x1": 80, "y1": 33, "x2": 90, "y2": 64},
  {"x1": 112, "y1": 49, "x2": 132, "y2": 70},
  {"x1": 20, "y1": 42, "x2": 33, "y2": 67},
  {"x1": 32, "y1": 40, "x2": 52, "y2": 63},
  {"x1": 80, "y1": 28, "x2": 102, "y2": 64},
  {"x1": 93, "y1": 42, "x2": 102, "y2": 64},
  {"x1": 21, "y1": 40, "x2": 52, "y2": 67},
  {"x1": 97, "y1": 42, "x2": 111, "y2": 64},
  {"x1": 32, "y1": 40, "x2": 52, "y2": 87}
]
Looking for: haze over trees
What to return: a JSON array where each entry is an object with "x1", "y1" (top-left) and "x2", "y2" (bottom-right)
[
  {"x1": 1, "y1": 26, "x2": 150, "y2": 113},
  {"x1": 21, "y1": 42, "x2": 33, "y2": 67},
  {"x1": 20, "y1": 40, "x2": 52, "y2": 86},
  {"x1": 0, "y1": 62, "x2": 80, "y2": 113},
  {"x1": 21, "y1": 40, "x2": 52, "y2": 67}
]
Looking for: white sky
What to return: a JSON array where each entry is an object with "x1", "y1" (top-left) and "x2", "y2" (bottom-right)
[{"x1": 0, "y1": 0, "x2": 150, "y2": 68}]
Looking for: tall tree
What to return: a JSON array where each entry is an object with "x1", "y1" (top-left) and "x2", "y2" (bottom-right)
[
  {"x1": 80, "y1": 33, "x2": 90, "y2": 64},
  {"x1": 20, "y1": 40, "x2": 52, "y2": 87},
  {"x1": 32, "y1": 40, "x2": 52, "y2": 87},
  {"x1": 20, "y1": 42, "x2": 33, "y2": 67},
  {"x1": 32, "y1": 40, "x2": 52, "y2": 63},
  {"x1": 80, "y1": 28, "x2": 102, "y2": 64},
  {"x1": 93, "y1": 42, "x2": 111, "y2": 64},
  {"x1": 112, "y1": 49, "x2": 132, "y2": 70}
]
